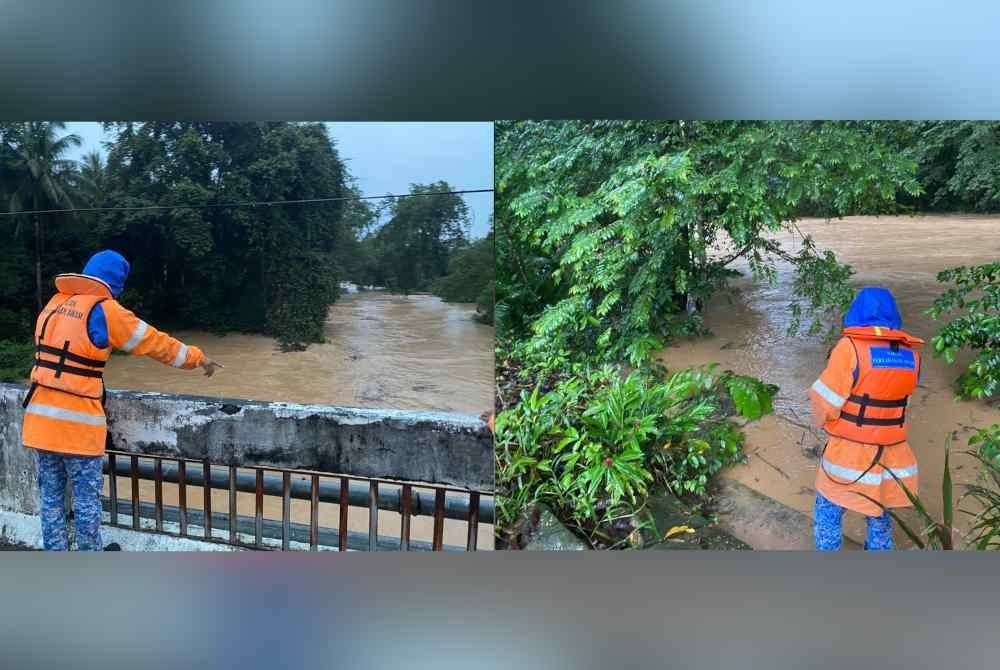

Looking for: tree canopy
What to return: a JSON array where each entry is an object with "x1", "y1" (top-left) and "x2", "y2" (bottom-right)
[
  {"x1": 496, "y1": 121, "x2": 923, "y2": 366},
  {"x1": 354, "y1": 181, "x2": 470, "y2": 294},
  {"x1": 430, "y1": 225, "x2": 495, "y2": 324}
]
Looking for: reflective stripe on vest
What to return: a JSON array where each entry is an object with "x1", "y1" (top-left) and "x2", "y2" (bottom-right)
[
  {"x1": 821, "y1": 458, "x2": 918, "y2": 486},
  {"x1": 24, "y1": 402, "x2": 107, "y2": 427}
]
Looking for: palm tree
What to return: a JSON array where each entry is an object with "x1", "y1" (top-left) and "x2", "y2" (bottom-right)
[
  {"x1": 3, "y1": 122, "x2": 81, "y2": 311},
  {"x1": 76, "y1": 149, "x2": 106, "y2": 205}
]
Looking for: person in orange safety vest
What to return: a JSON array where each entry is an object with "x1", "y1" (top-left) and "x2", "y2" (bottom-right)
[
  {"x1": 809, "y1": 286, "x2": 923, "y2": 551},
  {"x1": 21, "y1": 250, "x2": 222, "y2": 551}
]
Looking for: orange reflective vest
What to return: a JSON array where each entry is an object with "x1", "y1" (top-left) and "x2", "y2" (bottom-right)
[
  {"x1": 822, "y1": 326, "x2": 923, "y2": 446},
  {"x1": 22, "y1": 273, "x2": 205, "y2": 457},
  {"x1": 31, "y1": 292, "x2": 112, "y2": 400},
  {"x1": 809, "y1": 325, "x2": 924, "y2": 515}
]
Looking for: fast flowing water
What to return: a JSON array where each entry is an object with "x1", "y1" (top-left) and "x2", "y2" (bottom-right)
[
  {"x1": 101, "y1": 291, "x2": 495, "y2": 549},
  {"x1": 105, "y1": 291, "x2": 494, "y2": 414},
  {"x1": 657, "y1": 215, "x2": 1000, "y2": 546}
]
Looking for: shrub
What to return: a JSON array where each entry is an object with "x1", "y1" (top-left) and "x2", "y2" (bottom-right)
[
  {"x1": 927, "y1": 261, "x2": 999, "y2": 399},
  {"x1": 969, "y1": 424, "x2": 1000, "y2": 469},
  {"x1": 0, "y1": 339, "x2": 34, "y2": 383},
  {"x1": 495, "y1": 361, "x2": 775, "y2": 545}
]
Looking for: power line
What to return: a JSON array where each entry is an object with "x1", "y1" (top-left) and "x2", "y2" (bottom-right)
[{"x1": 0, "y1": 188, "x2": 494, "y2": 218}]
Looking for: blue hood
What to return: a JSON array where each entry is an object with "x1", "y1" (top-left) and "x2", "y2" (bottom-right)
[
  {"x1": 82, "y1": 250, "x2": 130, "y2": 298},
  {"x1": 843, "y1": 287, "x2": 902, "y2": 330}
]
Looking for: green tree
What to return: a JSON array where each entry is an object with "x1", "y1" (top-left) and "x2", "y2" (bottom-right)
[
  {"x1": 365, "y1": 182, "x2": 469, "y2": 294},
  {"x1": 496, "y1": 121, "x2": 923, "y2": 366},
  {"x1": 74, "y1": 149, "x2": 109, "y2": 207},
  {"x1": 96, "y1": 122, "x2": 348, "y2": 348},
  {"x1": 1, "y1": 122, "x2": 82, "y2": 311},
  {"x1": 912, "y1": 121, "x2": 1000, "y2": 212},
  {"x1": 334, "y1": 181, "x2": 377, "y2": 284},
  {"x1": 928, "y1": 261, "x2": 1000, "y2": 399},
  {"x1": 431, "y1": 227, "x2": 495, "y2": 324}
]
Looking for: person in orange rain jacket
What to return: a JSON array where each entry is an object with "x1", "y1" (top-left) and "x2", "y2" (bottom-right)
[
  {"x1": 808, "y1": 286, "x2": 924, "y2": 551},
  {"x1": 21, "y1": 250, "x2": 223, "y2": 551}
]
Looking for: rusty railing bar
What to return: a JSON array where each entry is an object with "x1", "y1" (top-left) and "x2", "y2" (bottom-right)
[
  {"x1": 368, "y1": 481, "x2": 379, "y2": 552},
  {"x1": 228, "y1": 465, "x2": 237, "y2": 544},
  {"x1": 177, "y1": 459, "x2": 187, "y2": 537},
  {"x1": 130, "y1": 455, "x2": 140, "y2": 530},
  {"x1": 154, "y1": 457, "x2": 164, "y2": 532},
  {"x1": 466, "y1": 491, "x2": 480, "y2": 551},
  {"x1": 400, "y1": 484, "x2": 412, "y2": 552},
  {"x1": 255, "y1": 468, "x2": 264, "y2": 548},
  {"x1": 203, "y1": 459, "x2": 213, "y2": 539},
  {"x1": 107, "y1": 453, "x2": 118, "y2": 526},
  {"x1": 282, "y1": 471, "x2": 291, "y2": 551},
  {"x1": 338, "y1": 476, "x2": 349, "y2": 552},
  {"x1": 432, "y1": 489, "x2": 446, "y2": 551},
  {"x1": 309, "y1": 475, "x2": 319, "y2": 552}
]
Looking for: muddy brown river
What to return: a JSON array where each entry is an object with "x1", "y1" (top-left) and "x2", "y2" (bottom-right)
[
  {"x1": 658, "y1": 215, "x2": 1000, "y2": 548},
  {"x1": 105, "y1": 291, "x2": 494, "y2": 414},
  {"x1": 100, "y1": 291, "x2": 495, "y2": 549}
]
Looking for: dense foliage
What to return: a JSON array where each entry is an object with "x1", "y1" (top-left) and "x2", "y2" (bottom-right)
[
  {"x1": 496, "y1": 121, "x2": 922, "y2": 364},
  {"x1": 495, "y1": 360, "x2": 775, "y2": 547},
  {"x1": 93, "y1": 122, "x2": 349, "y2": 346},
  {"x1": 0, "y1": 122, "x2": 484, "y2": 361},
  {"x1": 909, "y1": 121, "x2": 1000, "y2": 212},
  {"x1": 927, "y1": 261, "x2": 999, "y2": 399},
  {"x1": 430, "y1": 229, "x2": 495, "y2": 324},
  {"x1": 351, "y1": 182, "x2": 470, "y2": 294},
  {"x1": 0, "y1": 340, "x2": 33, "y2": 382}
]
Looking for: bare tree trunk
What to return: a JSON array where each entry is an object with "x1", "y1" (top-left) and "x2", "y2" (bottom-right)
[
  {"x1": 685, "y1": 214, "x2": 698, "y2": 316},
  {"x1": 33, "y1": 192, "x2": 42, "y2": 312},
  {"x1": 686, "y1": 211, "x2": 707, "y2": 316}
]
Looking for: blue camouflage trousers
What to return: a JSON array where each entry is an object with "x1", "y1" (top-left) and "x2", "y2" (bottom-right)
[
  {"x1": 36, "y1": 450, "x2": 105, "y2": 551},
  {"x1": 814, "y1": 492, "x2": 894, "y2": 551}
]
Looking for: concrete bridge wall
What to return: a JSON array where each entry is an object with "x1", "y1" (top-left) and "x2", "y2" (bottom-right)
[{"x1": 0, "y1": 383, "x2": 493, "y2": 517}]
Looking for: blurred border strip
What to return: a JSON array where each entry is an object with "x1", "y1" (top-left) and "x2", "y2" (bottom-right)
[
  {"x1": 0, "y1": 0, "x2": 998, "y2": 119},
  {"x1": 0, "y1": 553, "x2": 998, "y2": 668}
]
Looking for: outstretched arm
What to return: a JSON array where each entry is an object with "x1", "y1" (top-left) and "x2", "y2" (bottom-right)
[{"x1": 102, "y1": 300, "x2": 221, "y2": 375}]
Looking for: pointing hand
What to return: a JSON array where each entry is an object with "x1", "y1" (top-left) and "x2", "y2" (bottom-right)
[{"x1": 201, "y1": 358, "x2": 224, "y2": 377}]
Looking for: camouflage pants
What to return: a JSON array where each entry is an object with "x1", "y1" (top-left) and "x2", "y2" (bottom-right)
[
  {"x1": 814, "y1": 492, "x2": 894, "y2": 551},
  {"x1": 36, "y1": 450, "x2": 104, "y2": 551}
]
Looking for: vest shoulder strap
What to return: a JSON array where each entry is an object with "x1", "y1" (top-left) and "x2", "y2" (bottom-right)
[
  {"x1": 33, "y1": 294, "x2": 109, "y2": 383},
  {"x1": 37, "y1": 295, "x2": 74, "y2": 342}
]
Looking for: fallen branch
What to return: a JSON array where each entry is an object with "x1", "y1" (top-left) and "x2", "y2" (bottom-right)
[{"x1": 751, "y1": 448, "x2": 792, "y2": 480}]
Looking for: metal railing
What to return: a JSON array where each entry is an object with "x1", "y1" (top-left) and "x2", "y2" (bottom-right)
[{"x1": 101, "y1": 449, "x2": 493, "y2": 551}]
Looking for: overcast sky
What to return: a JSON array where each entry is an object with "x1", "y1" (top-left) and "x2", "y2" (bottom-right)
[{"x1": 62, "y1": 122, "x2": 494, "y2": 238}]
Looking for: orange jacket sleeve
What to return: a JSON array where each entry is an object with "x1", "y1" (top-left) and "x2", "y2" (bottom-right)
[
  {"x1": 102, "y1": 300, "x2": 206, "y2": 370},
  {"x1": 809, "y1": 337, "x2": 856, "y2": 427}
]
